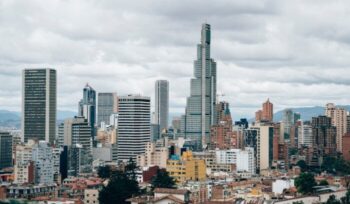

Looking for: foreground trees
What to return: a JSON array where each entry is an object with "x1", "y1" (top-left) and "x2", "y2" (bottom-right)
[
  {"x1": 151, "y1": 169, "x2": 176, "y2": 190},
  {"x1": 295, "y1": 172, "x2": 317, "y2": 195},
  {"x1": 99, "y1": 159, "x2": 140, "y2": 204}
]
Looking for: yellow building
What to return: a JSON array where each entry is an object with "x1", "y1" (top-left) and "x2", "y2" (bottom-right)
[{"x1": 166, "y1": 151, "x2": 206, "y2": 184}]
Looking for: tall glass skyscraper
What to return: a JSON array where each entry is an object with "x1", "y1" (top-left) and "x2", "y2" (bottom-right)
[
  {"x1": 155, "y1": 80, "x2": 169, "y2": 134},
  {"x1": 78, "y1": 84, "x2": 96, "y2": 138},
  {"x1": 97, "y1": 92, "x2": 117, "y2": 127},
  {"x1": 22, "y1": 68, "x2": 57, "y2": 144},
  {"x1": 0, "y1": 132, "x2": 12, "y2": 169},
  {"x1": 182, "y1": 24, "x2": 217, "y2": 150}
]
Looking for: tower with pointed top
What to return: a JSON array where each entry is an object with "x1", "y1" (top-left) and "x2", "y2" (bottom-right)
[
  {"x1": 262, "y1": 98, "x2": 273, "y2": 122},
  {"x1": 182, "y1": 23, "x2": 217, "y2": 150},
  {"x1": 78, "y1": 84, "x2": 96, "y2": 140}
]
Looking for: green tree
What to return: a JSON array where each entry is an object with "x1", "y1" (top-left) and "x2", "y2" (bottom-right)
[
  {"x1": 98, "y1": 166, "x2": 111, "y2": 179},
  {"x1": 321, "y1": 156, "x2": 350, "y2": 175},
  {"x1": 319, "y1": 179, "x2": 329, "y2": 186},
  {"x1": 289, "y1": 147, "x2": 298, "y2": 156},
  {"x1": 322, "y1": 156, "x2": 336, "y2": 173},
  {"x1": 151, "y1": 169, "x2": 176, "y2": 190},
  {"x1": 334, "y1": 157, "x2": 349, "y2": 175},
  {"x1": 340, "y1": 189, "x2": 350, "y2": 204},
  {"x1": 99, "y1": 171, "x2": 140, "y2": 204},
  {"x1": 326, "y1": 195, "x2": 341, "y2": 204},
  {"x1": 295, "y1": 172, "x2": 317, "y2": 195},
  {"x1": 296, "y1": 160, "x2": 308, "y2": 172},
  {"x1": 125, "y1": 158, "x2": 138, "y2": 181}
]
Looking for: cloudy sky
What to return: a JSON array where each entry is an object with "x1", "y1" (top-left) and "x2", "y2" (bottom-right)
[{"x1": 1, "y1": 0, "x2": 350, "y2": 120}]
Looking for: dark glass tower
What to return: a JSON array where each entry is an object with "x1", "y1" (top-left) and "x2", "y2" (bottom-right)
[
  {"x1": 22, "y1": 68, "x2": 56, "y2": 144},
  {"x1": 78, "y1": 84, "x2": 96, "y2": 139},
  {"x1": 155, "y1": 80, "x2": 169, "y2": 134},
  {"x1": 0, "y1": 132, "x2": 12, "y2": 169}
]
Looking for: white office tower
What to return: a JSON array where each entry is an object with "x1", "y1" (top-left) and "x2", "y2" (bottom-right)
[
  {"x1": 155, "y1": 80, "x2": 169, "y2": 134},
  {"x1": 298, "y1": 121, "x2": 313, "y2": 148},
  {"x1": 117, "y1": 95, "x2": 151, "y2": 162},
  {"x1": 182, "y1": 23, "x2": 217, "y2": 151}
]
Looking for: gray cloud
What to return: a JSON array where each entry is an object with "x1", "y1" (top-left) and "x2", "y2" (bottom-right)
[{"x1": 1, "y1": 0, "x2": 350, "y2": 120}]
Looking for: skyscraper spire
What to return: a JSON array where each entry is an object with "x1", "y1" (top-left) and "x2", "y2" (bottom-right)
[{"x1": 181, "y1": 23, "x2": 217, "y2": 151}]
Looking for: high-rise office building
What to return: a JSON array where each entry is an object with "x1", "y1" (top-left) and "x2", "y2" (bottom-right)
[
  {"x1": 298, "y1": 121, "x2": 313, "y2": 148},
  {"x1": 57, "y1": 116, "x2": 93, "y2": 176},
  {"x1": 57, "y1": 116, "x2": 92, "y2": 153},
  {"x1": 312, "y1": 116, "x2": 337, "y2": 156},
  {"x1": 325, "y1": 103, "x2": 347, "y2": 152},
  {"x1": 67, "y1": 144, "x2": 92, "y2": 176},
  {"x1": 281, "y1": 109, "x2": 294, "y2": 142},
  {"x1": 22, "y1": 68, "x2": 56, "y2": 144},
  {"x1": 97, "y1": 92, "x2": 118, "y2": 127},
  {"x1": 155, "y1": 80, "x2": 169, "y2": 134},
  {"x1": 262, "y1": 99, "x2": 273, "y2": 122},
  {"x1": 246, "y1": 124, "x2": 273, "y2": 173},
  {"x1": 117, "y1": 95, "x2": 151, "y2": 162},
  {"x1": 78, "y1": 84, "x2": 96, "y2": 138},
  {"x1": 182, "y1": 23, "x2": 217, "y2": 150},
  {"x1": 0, "y1": 132, "x2": 12, "y2": 169}
]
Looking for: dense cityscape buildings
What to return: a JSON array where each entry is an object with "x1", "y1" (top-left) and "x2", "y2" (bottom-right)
[
  {"x1": 22, "y1": 68, "x2": 57, "y2": 144},
  {"x1": 1, "y1": 23, "x2": 350, "y2": 204}
]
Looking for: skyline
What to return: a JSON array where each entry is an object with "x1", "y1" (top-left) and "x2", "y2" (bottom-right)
[{"x1": 1, "y1": 1, "x2": 350, "y2": 120}]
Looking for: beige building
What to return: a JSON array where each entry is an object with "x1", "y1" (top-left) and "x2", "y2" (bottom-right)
[
  {"x1": 14, "y1": 142, "x2": 34, "y2": 184},
  {"x1": 97, "y1": 128, "x2": 117, "y2": 145},
  {"x1": 193, "y1": 151, "x2": 234, "y2": 174},
  {"x1": 250, "y1": 124, "x2": 273, "y2": 172},
  {"x1": 136, "y1": 142, "x2": 168, "y2": 169},
  {"x1": 325, "y1": 103, "x2": 347, "y2": 152}
]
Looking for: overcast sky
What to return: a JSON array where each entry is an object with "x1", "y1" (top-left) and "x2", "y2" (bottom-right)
[{"x1": 1, "y1": 0, "x2": 350, "y2": 120}]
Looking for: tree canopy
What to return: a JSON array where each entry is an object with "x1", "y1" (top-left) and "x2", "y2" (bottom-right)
[
  {"x1": 97, "y1": 166, "x2": 111, "y2": 179},
  {"x1": 295, "y1": 172, "x2": 317, "y2": 195},
  {"x1": 151, "y1": 169, "x2": 176, "y2": 190},
  {"x1": 99, "y1": 171, "x2": 140, "y2": 204},
  {"x1": 319, "y1": 179, "x2": 329, "y2": 186},
  {"x1": 321, "y1": 156, "x2": 350, "y2": 175},
  {"x1": 99, "y1": 159, "x2": 140, "y2": 204},
  {"x1": 296, "y1": 160, "x2": 308, "y2": 172}
]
